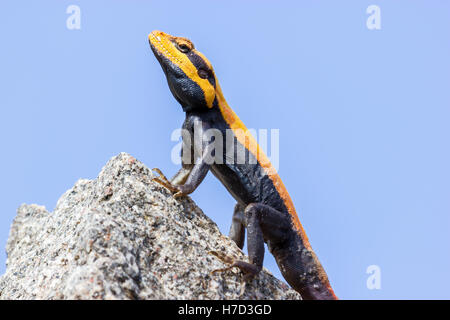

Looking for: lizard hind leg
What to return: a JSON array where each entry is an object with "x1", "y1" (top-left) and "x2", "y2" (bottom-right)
[
  {"x1": 212, "y1": 203, "x2": 291, "y2": 282},
  {"x1": 229, "y1": 203, "x2": 245, "y2": 249}
]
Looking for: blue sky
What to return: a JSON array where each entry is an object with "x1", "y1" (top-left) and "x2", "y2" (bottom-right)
[{"x1": 1, "y1": 1, "x2": 449, "y2": 299}]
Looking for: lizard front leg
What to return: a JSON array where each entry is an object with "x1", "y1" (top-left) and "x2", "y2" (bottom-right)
[
  {"x1": 152, "y1": 164, "x2": 194, "y2": 192},
  {"x1": 170, "y1": 164, "x2": 194, "y2": 186},
  {"x1": 153, "y1": 160, "x2": 209, "y2": 198},
  {"x1": 153, "y1": 136, "x2": 214, "y2": 198}
]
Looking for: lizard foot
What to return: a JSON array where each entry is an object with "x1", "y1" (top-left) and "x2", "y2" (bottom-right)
[
  {"x1": 209, "y1": 251, "x2": 259, "y2": 282},
  {"x1": 151, "y1": 168, "x2": 186, "y2": 198}
]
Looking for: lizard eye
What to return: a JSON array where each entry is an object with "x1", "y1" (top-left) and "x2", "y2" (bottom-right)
[{"x1": 177, "y1": 43, "x2": 191, "y2": 53}]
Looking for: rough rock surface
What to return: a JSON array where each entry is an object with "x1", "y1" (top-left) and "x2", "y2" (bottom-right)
[{"x1": 0, "y1": 153, "x2": 301, "y2": 300}]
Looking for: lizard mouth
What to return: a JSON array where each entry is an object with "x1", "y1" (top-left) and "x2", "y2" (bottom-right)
[
  {"x1": 148, "y1": 31, "x2": 184, "y2": 68},
  {"x1": 148, "y1": 32, "x2": 165, "y2": 63}
]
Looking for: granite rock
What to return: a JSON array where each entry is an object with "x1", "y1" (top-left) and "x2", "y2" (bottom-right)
[{"x1": 0, "y1": 153, "x2": 301, "y2": 300}]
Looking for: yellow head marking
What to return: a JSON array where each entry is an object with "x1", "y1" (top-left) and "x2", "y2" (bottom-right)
[{"x1": 148, "y1": 30, "x2": 216, "y2": 108}]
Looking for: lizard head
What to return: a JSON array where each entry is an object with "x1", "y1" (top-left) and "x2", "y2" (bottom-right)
[{"x1": 149, "y1": 30, "x2": 217, "y2": 112}]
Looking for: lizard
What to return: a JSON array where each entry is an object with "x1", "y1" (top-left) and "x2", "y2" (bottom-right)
[{"x1": 148, "y1": 30, "x2": 338, "y2": 300}]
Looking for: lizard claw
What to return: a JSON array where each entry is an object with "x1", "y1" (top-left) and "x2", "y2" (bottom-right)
[
  {"x1": 209, "y1": 251, "x2": 248, "y2": 296},
  {"x1": 209, "y1": 251, "x2": 259, "y2": 281},
  {"x1": 209, "y1": 250, "x2": 236, "y2": 264},
  {"x1": 209, "y1": 250, "x2": 238, "y2": 275},
  {"x1": 151, "y1": 168, "x2": 188, "y2": 198},
  {"x1": 151, "y1": 168, "x2": 170, "y2": 182},
  {"x1": 151, "y1": 168, "x2": 179, "y2": 193},
  {"x1": 173, "y1": 191, "x2": 186, "y2": 199}
]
